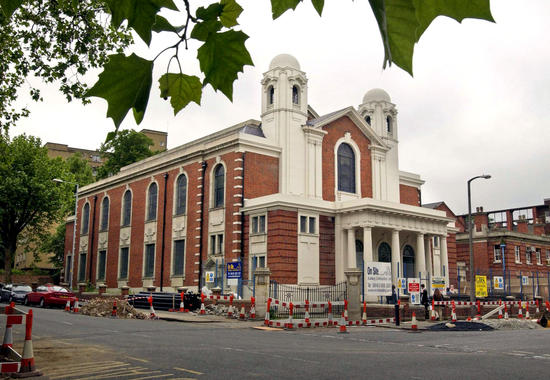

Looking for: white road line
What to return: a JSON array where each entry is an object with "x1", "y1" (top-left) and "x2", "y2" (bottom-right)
[
  {"x1": 174, "y1": 367, "x2": 204, "y2": 375},
  {"x1": 62, "y1": 321, "x2": 73, "y2": 325}
]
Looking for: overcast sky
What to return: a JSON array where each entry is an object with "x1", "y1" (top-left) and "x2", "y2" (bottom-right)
[{"x1": 10, "y1": 0, "x2": 550, "y2": 215}]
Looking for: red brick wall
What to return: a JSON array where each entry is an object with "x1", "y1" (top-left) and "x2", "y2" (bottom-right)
[
  {"x1": 321, "y1": 116, "x2": 372, "y2": 201},
  {"x1": 244, "y1": 152, "x2": 278, "y2": 199},
  {"x1": 447, "y1": 233, "x2": 457, "y2": 286},
  {"x1": 399, "y1": 185, "x2": 420, "y2": 206},
  {"x1": 319, "y1": 215, "x2": 335, "y2": 285},
  {"x1": 267, "y1": 210, "x2": 297, "y2": 283}
]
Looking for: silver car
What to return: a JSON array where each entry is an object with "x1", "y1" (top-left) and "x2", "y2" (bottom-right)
[{"x1": 10, "y1": 285, "x2": 32, "y2": 304}]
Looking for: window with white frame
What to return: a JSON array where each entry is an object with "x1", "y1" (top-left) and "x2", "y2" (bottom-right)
[
  {"x1": 515, "y1": 246, "x2": 521, "y2": 263},
  {"x1": 536, "y1": 248, "x2": 542, "y2": 265},
  {"x1": 213, "y1": 164, "x2": 225, "y2": 208},
  {"x1": 337, "y1": 143, "x2": 356, "y2": 193},
  {"x1": 78, "y1": 252, "x2": 87, "y2": 282},
  {"x1": 122, "y1": 190, "x2": 132, "y2": 226},
  {"x1": 146, "y1": 183, "x2": 158, "y2": 221},
  {"x1": 434, "y1": 236, "x2": 440, "y2": 248},
  {"x1": 546, "y1": 250, "x2": 550, "y2": 265},
  {"x1": 81, "y1": 203, "x2": 90, "y2": 234},
  {"x1": 144, "y1": 244, "x2": 155, "y2": 277},
  {"x1": 292, "y1": 85, "x2": 300, "y2": 104},
  {"x1": 97, "y1": 250, "x2": 106, "y2": 280},
  {"x1": 299, "y1": 215, "x2": 316, "y2": 234},
  {"x1": 119, "y1": 247, "x2": 129, "y2": 279},
  {"x1": 175, "y1": 174, "x2": 187, "y2": 215},
  {"x1": 100, "y1": 196, "x2": 109, "y2": 231},
  {"x1": 493, "y1": 245, "x2": 502, "y2": 263},
  {"x1": 173, "y1": 240, "x2": 185, "y2": 276},
  {"x1": 251, "y1": 215, "x2": 266, "y2": 234},
  {"x1": 209, "y1": 234, "x2": 223, "y2": 256},
  {"x1": 526, "y1": 249, "x2": 532, "y2": 264}
]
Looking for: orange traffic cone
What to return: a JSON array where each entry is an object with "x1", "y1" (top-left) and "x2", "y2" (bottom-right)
[
  {"x1": 518, "y1": 301, "x2": 523, "y2": 319},
  {"x1": 430, "y1": 299, "x2": 436, "y2": 321},
  {"x1": 451, "y1": 302, "x2": 457, "y2": 323},
  {"x1": 250, "y1": 297, "x2": 256, "y2": 319},
  {"x1": 227, "y1": 295, "x2": 234, "y2": 317},
  {"x1": 344, "y1": 299, "x2": 349, "y2": 321},
  {"x1": 504, "y1": 303, "x2": 509, "y2": 319},
  {"x1": 498, "y1": 301, "x2": 503, "y2": 319},
  {"x1": 199, "y1": 293, "x2": 206, "y2": 315},
  {"x1": 285, "y1": 303, "x2": 295, "y2": 330},
  {"x1": 65, "y1": 300, "x2": 70, "y2": 312},
  {"x1": 239, "y1": 305, "x2": 246, "y2": 320},
  {"x1": 179, "y1": 292, "x2": 185, "y2": 313},
  {"x1": 304, "y1": 300, "x2": 310, "y2": 325},
  {"x1": 411, "y1": 311, "x2": 418, "y2": 331},
  {"x1": 264, "y1": 299, "x2": 271, "y2": 326},
  {"x1": 19, "y1": 310, "x2": 35, "y2": 373},
  {"x1": 525, "y1": 304, "x2": 530, "y2": 320},
  {"x1": 535, "y1": 300, "x2": 540, "y2": 315},
  {"x1": 73, "y1": 298, "x2": 80, "y2": 313},
  {"x1": 148, "y1": 296, "x2": 157, "y2": 319},
  {"x1": 362, "y1": 301, "x2": 367, "y2": 325},
  {"x1": 1, "y1": 311, "x2": 13, "y2": 354}
]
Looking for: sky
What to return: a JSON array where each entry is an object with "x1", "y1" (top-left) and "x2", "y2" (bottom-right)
[{"x1": 10, "y1": 0, "x2": 550, "y2": 215}]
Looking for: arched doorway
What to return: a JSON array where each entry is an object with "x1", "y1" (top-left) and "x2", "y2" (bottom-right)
[
  {"x1": 378, "y1": 242, "x2": 391, "y2": 263},
  {"x1": 403, "y1": 245, "x2": 415, "y2": 278}
]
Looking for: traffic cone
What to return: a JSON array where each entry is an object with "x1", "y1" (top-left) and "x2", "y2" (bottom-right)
[
  {"x1": 264, "y1": 299, "x2": 271, "y2": 326},
  {"x1": 451, "y1": 301, "x2": 457, "y2": 323},
  {"x1": 474, "y1": 300, "x2": 481, "y2": 320},
  {"x1": 498, "y1": 301, "x2": 503, "y2": 319},
  {"x1": 327, "y1": 301, "x2": 333, "y2": 327},
  {"x1": 250, "y1": 297, "x2": 256, "y2": 319},
  {"x1": 535, "y1": 300, "x2": 540, "y2": 314},
  {"x1": 504, "y1": 303, "x2": 509, "y2": 319},
  {"x1": 430, "y1": 299, "x2": 436, "y2": 321},
  {"x1": 148, "y1": 296, "x2": 157, "y2": 319},
  {"x1": 199, "y1": 293, "x2": 206, "y2": 315},
  {"x1": 344, "y1": 299, "x2": 349, "y2": 321},
  {"x1": 179, "y1": 292, "x2": 185, "y2": 313},
  {"x1": 362, "y1": 301, "x2": 367, "y2": 325},
  {"x1": 304, "y1": 300, "x2": 310, "y2": 325},
  {"x1": 525, "y1": 304, "x2": 530, "y2": 320},
  {"x1": 239, "y1": 305, "x2": 246, "y2": 320},
  {"x1": 73, "y1": 298, "x2": 80, "y2": 313},
  {"x1": 338, "y1": 322, "x2": 348, "y2": 333},
  {"x1": 285, "y1": 303, "x2": 295, "y2": 330},
  {"x1": 65, "y1": 300, "x2": 70, "y2": 312},
  {"x1": 546, "y1": 301, "x2": 550, "y2": 312},
  {"x1": 111, "y1": 299, "x2": 118, "y2": 318},
  {"x1": 227, "y1": 295, "x2": 234, "y2": 317},
  {"x1": 19, "y1": 310, "x2": 35, "y2": 373},
  {"x1": 411, "y1": 311, "x2": 418, "y2": 331},
  {"x1": 517, "y1": 301, "x2": 523, "y2": 319}
]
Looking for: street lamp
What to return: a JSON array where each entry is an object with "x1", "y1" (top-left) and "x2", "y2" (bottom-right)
[
  {"x1": 53, "y1": 178, "x2": 79, "y2": 289},
  {"x1": 468, "y1": 174, "x2": 491, "y2": 302}
]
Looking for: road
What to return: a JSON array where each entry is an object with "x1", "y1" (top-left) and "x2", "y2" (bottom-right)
[{"x1": 5, "y1": 305, "x2": 550, "y2": 379}]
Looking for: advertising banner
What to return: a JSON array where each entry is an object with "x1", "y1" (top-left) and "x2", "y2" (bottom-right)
[{"x1": 366, "y1": 262, "x2": 392, "y2": 296}]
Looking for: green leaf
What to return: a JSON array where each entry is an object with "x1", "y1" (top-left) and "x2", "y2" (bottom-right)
[
  {"x1": 0, "y1": 0, "x2": 23, "y2": 19},
  {"x1": 271, "y1": 0, "x2": 301, "y2": 19},
  {"x1": 86, "y1": 53, "x2": 154, "y2": 127},
  {"x1": 197, "y1": 30, "x2": 253, "y2": 100},
  {"x1": 191, "y1": 19, "x2": 223, "y2": 42},
  {"x1": 152, "y1": 15, "x2": 183, "y2": 34},
  {"x1": 311, "y1": 0, "x2": 324, "y2": 16},
  {"x1": 105, "y1": 0, "x2": 178, "y2": 45},
  {"x1": 159, "y1": 73, "x2": 202, "y2": 115},
  {"x1": 220, "y1": 0, "x2": 243, "y2": 27},
  {"x1": 369, "y1": 0, "x2": 494, "y2": 76},
  {"x1": 196, "y1": 3, "x2": 223, "y2": 21}
]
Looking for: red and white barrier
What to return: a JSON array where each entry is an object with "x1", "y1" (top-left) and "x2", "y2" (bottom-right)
[
  {"x1": 250, "y1": 296, "x2": 256, "y2": 319},
  {"x1": 19, "y1": 310, "x2": 35, "y2": 373},
  {"x1": 433, "y1": 300, "x2": 536, "y2": 306}
]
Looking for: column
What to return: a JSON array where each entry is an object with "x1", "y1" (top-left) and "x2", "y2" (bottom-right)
[
  {"x1": 416, "y1": 233, "x2": 426, "y2": 280},
  {"x1": 391, "y1": 229, "x2": 401, "y2": 284},
  {"x1": 347, "y1": 228, "x2": 356, "y2": 269},
  {"x1": 425, "y1": 235, "x2": 432, "y2": 278},
  {"x1": 440, "y1": 235, "x2": 449, "y2": 286},
  {"x1": 362, "y1": 226, "x2": 373, "y2": 263}
]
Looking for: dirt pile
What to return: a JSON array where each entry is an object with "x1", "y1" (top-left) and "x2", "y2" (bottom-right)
[{"x1": 80, "y1": 298, "x2": 148, "y2": 319}]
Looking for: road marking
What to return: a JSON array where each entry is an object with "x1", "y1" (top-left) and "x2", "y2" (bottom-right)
[
  {"x1": 174, "y1": 367, "x2": 204, "y2": 375},
  {"x1": 46, "y1": 362, "x2": 129, "y2": 377},
  {"x1": 511, "y1": 351, "x2": 534, "y2": 354},
  {"x1": 132, "y1": 374, "x2": 174, "y2": 379},
  {"x1": 126, "y1": 356, "x2": 150, "y2": 363},
  {"x1": 62, "y1": 321, "x2": 73, "y2": 325}
]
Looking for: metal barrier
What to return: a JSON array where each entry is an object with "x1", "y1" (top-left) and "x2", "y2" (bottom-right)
[
  {"x1": 269, "y1": 281, "x2": 347, "y2": 304},
  {"x1": 128, "y1": 292, "x2": 201, "y2": 311}
]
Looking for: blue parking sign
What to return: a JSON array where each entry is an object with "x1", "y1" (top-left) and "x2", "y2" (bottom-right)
[{"x1": 226, "y1": 262, "x2": 242, "y2": 279}]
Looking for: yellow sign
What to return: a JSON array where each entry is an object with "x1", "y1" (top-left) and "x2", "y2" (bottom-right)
[{"x1": 475, "y1": 275, "x2": 488, "y2": 298}]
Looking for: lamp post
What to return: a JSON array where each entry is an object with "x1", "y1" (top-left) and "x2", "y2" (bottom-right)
[
  {"x1": 53, "y1": 179, "x2": 79, "y2": 289},
  {"x1": 468, "y1": 174, "x2": 491, "y2": 302}
]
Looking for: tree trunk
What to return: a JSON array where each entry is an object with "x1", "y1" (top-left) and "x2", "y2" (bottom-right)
[{"x1": 4, "y1": 239, "x2": 16, "y2": 283}]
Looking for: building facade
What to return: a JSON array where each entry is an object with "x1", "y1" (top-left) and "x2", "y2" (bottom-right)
[
  {"x1": 64, "y1": 54, "x2": 455, "y2": 295},
  {"x1": 455, "y1": 199, "x2": 550, "y2": 298}
]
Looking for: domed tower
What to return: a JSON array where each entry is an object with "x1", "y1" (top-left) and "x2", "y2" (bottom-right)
[
  {"x1": 358, "y1": 88, "x2": 400, "y2": 202},
  {"x1": 261, "y1": 54, "x2": 309, "y2": 195}
]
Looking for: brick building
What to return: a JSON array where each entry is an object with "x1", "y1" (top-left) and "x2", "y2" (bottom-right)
[
  {"x1": 63, "y1": 54, "x2": 456, "y2": 295},
  {"x1": 455, "y1": 199, "x2": 550, "y2": 298}
]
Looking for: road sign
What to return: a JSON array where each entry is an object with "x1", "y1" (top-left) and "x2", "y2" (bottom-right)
[
  {"x1": 475, "y1": 275, "x2": 488, "y2": 297},
  {"x1": 366, "y1": 262, "x2": 392, "y2": 296},
  {"x1": 205, "y1": 271, "x2": 215, "y2": 283},
  {"x1": 226, "y1": 262, "x2": 242, "y2": 279},
  {"x1": 493, "y1": 276, "x2": 504, "y2": 290},
  {"x1": 408, "y1": 278, "x2": 420, "y2": 304}
]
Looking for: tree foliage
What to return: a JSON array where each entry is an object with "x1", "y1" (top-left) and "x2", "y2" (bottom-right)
[
  {"x1": 0, "y1": 0, "x2": 494, "y2": 131},
  {"x1": 0, "y1": 134, "x2": 70, "y2": 281},
  {"x1": 0, "y1": 0, "x2": 132, "y2": 132},
  {"x1": 97, "y1": 129, "x2": 156, "y2": 179}
]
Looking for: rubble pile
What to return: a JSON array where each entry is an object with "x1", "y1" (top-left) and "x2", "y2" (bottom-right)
[
  {"x1": 205, "y1": 303, "x2": 243, "y2": 318},
  {"x1": 483, "y1": 319, "x2": 543, "y2": 330},
  {"x1": 80, "y1": 298, "x2": 148, "y2": 319}
]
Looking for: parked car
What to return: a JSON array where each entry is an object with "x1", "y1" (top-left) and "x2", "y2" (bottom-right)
[
  {"x1": 24, "y1": 284, "x2": 76, "y2": 308},
  {"x1": 10, "y1": 285, "x2": 32, "y2": 304},
  {"x1": 0, "y1": 284, "x2": 14, "y2": 303}
]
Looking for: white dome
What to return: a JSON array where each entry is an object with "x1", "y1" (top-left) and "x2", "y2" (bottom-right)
[
  {"x1": 362, "y1": 88, "x2": 391, "y2": 103},
  {"x1": 269, "y1": 54, "x2": 301, "y2": 70}
]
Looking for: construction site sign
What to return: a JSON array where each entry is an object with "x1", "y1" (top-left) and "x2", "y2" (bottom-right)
[
  {"x1": 397, "y1": 278, "x2": 406, "y2": 290},
  {"x1": 408, "y1": 278, "x2": 420, "y2": 304},
  {"x1": 493, "y1": 276, "x2": 504, "y2": 290},
  {"x1": 475, "y1": 275, "x2": 488, "y2": 298},
  {"x1": 366, "y1": 261, "x2": 392, "y2": 296},
  {"x1": 431, "y1": 276, "x2": 446, "y2": 293},
  {"x1": 205, "y1": 271, "x2": 215, "y2": 283}
]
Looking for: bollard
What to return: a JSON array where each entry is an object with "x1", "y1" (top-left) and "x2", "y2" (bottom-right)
[
  {"x1": 395, "y1": 299, "x2": 400, "y2": 327},
  {"x1": 328, "y1": 301, "x2": 333, "y2": 326}
]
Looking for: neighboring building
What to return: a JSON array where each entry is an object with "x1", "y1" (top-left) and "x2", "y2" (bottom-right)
[
  {"x1": 140, "y1": 129, "x2": 168, "y2": 152},
  {"x1": 455, "y1": 199, "x2": 550, "y2": 298},
  {"x1": 63, "y1": 54, "x2": 455, "y2": 295}
]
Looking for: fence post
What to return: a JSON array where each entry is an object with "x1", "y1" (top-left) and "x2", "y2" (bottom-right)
[
  {"x1": 519, "y1": 271, "x2": 523, "y2": 300},
  {"x1": 254, "y1": 267, "x2": 271, "y2": 318},
  {"x1": 344, "y1": 269, "x2": 362, "y2": 321},
  {"x1": 458, "y1": 267, "x2": 461, "y2": 298}
]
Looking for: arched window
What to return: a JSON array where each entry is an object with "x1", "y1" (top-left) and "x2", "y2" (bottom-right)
[
  {"x1": 337, "y1": 143, "x2": 356, "y2": 193},
  {"x1": 268, "y1": 86, "x2": 274, "y2": 105},
  {"x1": 175, "y1": 174, "x2": 187, "y2": 215},
  {"x1": 403, "y1": 245, "x2": 415, "y2": 278},
  {"x1": 122, "y1": 190, "x2": 132, "y2": 226},
  {"x1": 365, "y1": 115, "x2": 371, "y2": 125},
  {"x1": 213, "y1": 164, "x2": 225, "y2": 208},
  {"x1": 81, "y1": 203, "x2": 90, "y2": 234},
  {"x1": 292, "y1": 85, "x2": 299, "y2": 104},
  {"x1": 100, "y1": 197, "x2": 109, "y2": 230},
  {"x1": 378, "y1": 242, "x2": 391, "y2": 262},
  {"x1": 147, "y1": 182, "x2": 158, "y2": 221},
  {"x1": 386, "y1": 116, "x2": 392, "y2": 134},
  {"x1": 355, "y1": 240, "x2": 364, "y2": 270}
]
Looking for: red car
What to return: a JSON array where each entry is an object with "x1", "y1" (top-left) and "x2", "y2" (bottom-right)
[{"x1": 24, "y1": 284, "x2": 76, "y2": 308}]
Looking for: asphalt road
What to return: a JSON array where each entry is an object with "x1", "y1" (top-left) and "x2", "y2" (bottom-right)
[{"x1": 5, "y1": 304, "x2": 550, "y2": 379}]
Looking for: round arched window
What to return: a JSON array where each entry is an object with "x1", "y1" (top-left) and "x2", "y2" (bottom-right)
[{"x1": 378, "y1": 242, "x2": 391, "y2": 262}]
